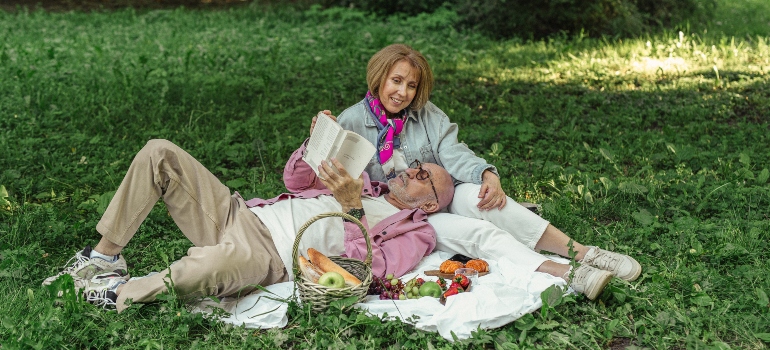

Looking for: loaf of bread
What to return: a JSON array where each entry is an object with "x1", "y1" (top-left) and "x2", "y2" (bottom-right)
[
  {"x1": 307, "y1": 248, "x2": 362, "y2": 286},
  {"x1": 298, "y1": 255, "x2": 323, "y2": 283}
]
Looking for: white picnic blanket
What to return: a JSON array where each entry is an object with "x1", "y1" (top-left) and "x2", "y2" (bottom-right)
[{"x1": 190, "y1": 251, "x2": 569, "y2": 341}]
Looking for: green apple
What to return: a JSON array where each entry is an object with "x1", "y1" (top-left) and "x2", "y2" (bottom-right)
[
  {"x1": 418, "y1": 281, "x2": 442, "y2": 298},
  {"x1": 317, "y1": 271, "x2": 345, "y2": 288}
]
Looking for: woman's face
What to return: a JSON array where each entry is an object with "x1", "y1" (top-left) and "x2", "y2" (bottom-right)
[{"x1": 378, "y1": 60, "x2": 419, "y2": 114}]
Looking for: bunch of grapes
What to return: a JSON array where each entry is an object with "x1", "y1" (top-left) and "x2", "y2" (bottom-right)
[
  {"x1": 367, "y1": 273, "x2": 406, "y2": 300},
  {"x1": 404, "y1": 277, "x2": 425, "y2": 299}
]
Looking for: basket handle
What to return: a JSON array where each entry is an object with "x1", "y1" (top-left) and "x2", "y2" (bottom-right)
[{"x1": 291, "y1": 212, "x2": 373, "y2": 278}]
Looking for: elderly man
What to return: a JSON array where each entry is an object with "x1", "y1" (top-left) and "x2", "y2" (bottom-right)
[
  {"x1": 43, "y1": 139, "x2": 455, "y2": 311},
  {"x1": 46, "y1": 138, "x2": 619, "y2": 311}
]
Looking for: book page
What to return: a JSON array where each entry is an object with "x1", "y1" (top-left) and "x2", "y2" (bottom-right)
[
  {"x1": 303, "y1": 112, "x2": 344, "y2": 174},
  {"x1": 334, "y1": 132, "x2": 376, "y2": 178}
]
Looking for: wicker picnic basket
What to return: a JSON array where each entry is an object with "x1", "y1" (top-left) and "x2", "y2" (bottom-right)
[{"x1": 292, "y1": 212, "x2": 373, "y2": 312}]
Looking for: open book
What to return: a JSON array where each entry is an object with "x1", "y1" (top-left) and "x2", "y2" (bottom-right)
[{"x1": 303, "y1": 112, "x2": 377, "y2": 178}]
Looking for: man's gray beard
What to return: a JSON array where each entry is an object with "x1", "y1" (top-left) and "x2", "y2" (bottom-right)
[{"x1": 387, "y1": 176, "x2": 431, "y2": 208}]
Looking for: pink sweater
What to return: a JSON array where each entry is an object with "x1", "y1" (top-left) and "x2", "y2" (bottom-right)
[{"x1": 242, "y1": 142, "x2": 436, "y2": 278}]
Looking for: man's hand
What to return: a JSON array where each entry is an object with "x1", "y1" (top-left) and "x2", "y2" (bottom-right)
[
  {"x1": 477, "y1": 170, "x2": 507, "y2": 210},
  {"x1": 318, "y1": 158, "x2": 364, "y2": 212},
  {"x1": 309, "y1": 110, "x2": 337, "y2": 135}
]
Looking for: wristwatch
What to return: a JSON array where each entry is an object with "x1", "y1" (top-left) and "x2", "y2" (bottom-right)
[{"x1": 344, "y1": 208, "x2": 365, "y2": 223}]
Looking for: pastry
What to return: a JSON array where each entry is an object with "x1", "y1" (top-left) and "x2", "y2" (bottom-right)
[
  {"x1": 439, "y1": 259, "x2": 464, "y2": 274},
  {"x1": 465, "y1": 259, "x2": 489, "y2": 273}
]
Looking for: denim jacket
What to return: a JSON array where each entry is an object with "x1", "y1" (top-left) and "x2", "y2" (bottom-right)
[{"x1": 337, "y1": 99, "x2": 498, "y2": 185}]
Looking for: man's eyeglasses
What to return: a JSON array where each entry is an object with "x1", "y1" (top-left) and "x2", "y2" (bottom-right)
[{"x1": 410, "y1": 160, "x2": 439, "y2": 202}]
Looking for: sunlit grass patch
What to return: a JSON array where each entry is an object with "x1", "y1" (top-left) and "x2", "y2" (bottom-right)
[{"x1": 461, "y1": 31, "x2": 770, "y2": 93}]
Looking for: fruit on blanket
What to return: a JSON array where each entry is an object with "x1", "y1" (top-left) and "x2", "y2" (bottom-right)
[
  {"x1": 453, "y1": 274, "x2": 470, "y2": 289},
  {"x1": 307, "y1": 248, "x2": 362, "y2": 286},
  {"x1": 449, "y1": 281, "x2": 463, "y2": 291},
  {"x1": 404, "y1": 278, "x2": 417, "y2": 299},
  {"x1": 436, "y1": 277, "x2": 447, "y2": 289},
  {"x1": 443, "y1": 285, "x2": 463, "y2": 298},
  {"x1": 418, "y1": 281, "x2": 442, "y2": 298},
  {"x1": 368, "y1": 275, "x2": 405, "y2": 300},
  {"x1": 404, "y1": 277, "x2": 426, "y2": 299},
  {"x1": 317, "y1": 271, "x2": 346, "y2": 288},
  {"x1": 439, "y1": 260, "x2": 464, "y2": 274},
  {"x1": 465, "y1": 259, "x2": 489, "y2": 273},
  {"x1": 298, "y1": 256, "x2": 323, "y2": 283}
]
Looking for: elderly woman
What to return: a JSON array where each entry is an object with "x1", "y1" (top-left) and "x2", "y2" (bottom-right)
[{"x1": 305, "y1": 44, "x2": 641, "y2": 287}]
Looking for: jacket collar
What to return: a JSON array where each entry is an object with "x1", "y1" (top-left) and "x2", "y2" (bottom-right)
[{"x1": 361, "y1": 98, "x2": 418, "y2": 128}]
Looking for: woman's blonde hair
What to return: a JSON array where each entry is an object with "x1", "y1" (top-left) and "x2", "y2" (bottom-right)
[{"x1": 366, "y1": 44, "x2": 434, "y2": 111}]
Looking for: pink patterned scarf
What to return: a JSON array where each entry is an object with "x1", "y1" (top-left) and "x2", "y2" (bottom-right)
[{"x1": 365, "y1": 91, "x2": 407, "y2": 168}]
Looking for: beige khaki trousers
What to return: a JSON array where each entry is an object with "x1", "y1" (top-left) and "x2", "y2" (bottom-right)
[{"x1": 95, "y1": 139, "x2": 287, "y2": 312}]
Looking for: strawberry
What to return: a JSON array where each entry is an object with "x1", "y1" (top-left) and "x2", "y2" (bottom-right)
[
  {"x1": 416, "y1": 278, "x2": 425, "y2": 286},
  {"x1": 449, "y1": 281, "x2": 464, "y2": 291},
  {"x1": 453, "y1": 274, "x2": 470, "y2": 289},
  {"x1": 437, "y1": 277, "x2": 447, "y2": 289},
  {"x1": 443, "y1": 285, "x2": 463, "y2": 298}
]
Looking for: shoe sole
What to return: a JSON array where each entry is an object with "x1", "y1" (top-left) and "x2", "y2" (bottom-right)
[
  {"x1": 621, "y1": 266, "x2": 641, "y2": 282},
  {"x1": 616, "y1": 260, "x2": 642, "y2": 282},
  {"x1": 585, "y1": 272, "x2": 613, "y2": 300}
]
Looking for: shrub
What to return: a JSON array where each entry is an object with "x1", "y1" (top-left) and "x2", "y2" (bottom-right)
[
  {"x1": 318, "y1": 0, "x2": 447, "y2": 17},
  {"x1": 458, "y1": 0, "x2": 647, "y2": 39},
  {"x1": 318, "y1": 0, "x2": 716, "y2": 39},
  {"x1": 634, "y1": 0, "x2": 717, "y2": 28}
]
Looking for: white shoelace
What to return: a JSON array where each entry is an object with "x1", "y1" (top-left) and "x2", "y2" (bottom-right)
[
  {"x1": 85, "y1": 279, "x2": 125, "y2": 309},
  {"x1": 56, "y1": 252, "x2": 90, "y2": 276},
  {"x1": 86, "y1": 289, "x2": 117, "y2": 308},
  {"x1": 584, "y1": 249, "x2": 621, "y2": 272}
]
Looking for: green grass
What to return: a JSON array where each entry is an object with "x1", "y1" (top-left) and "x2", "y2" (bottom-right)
[
  {"x1": 698, "y1": 0, "x2": 770, "y2": 38},
  {"x1": 1, "y1": 1, "x2": 769, "y2": 349}
]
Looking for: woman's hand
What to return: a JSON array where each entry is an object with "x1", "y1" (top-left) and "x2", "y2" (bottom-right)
[
  {"x1": 477, "y1": 170, "x2": 507, "y2": 210},
  {"x1": 309, "y1": 110, "x2": 337, "y2": 135}
]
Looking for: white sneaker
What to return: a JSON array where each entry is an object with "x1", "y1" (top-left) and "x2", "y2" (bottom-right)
[
  {"x1": 581, "y1": 247, "x2": 641, "y2": 281},
  {"x1": 42, "y1": 246, "x2": 129, "y2": 289},
  {"x1": 569, "y1": 264, "x2": 613, "y2": 300},
  {"x1": 83, "y1": 273, "x2": 127, "y2": 309}
]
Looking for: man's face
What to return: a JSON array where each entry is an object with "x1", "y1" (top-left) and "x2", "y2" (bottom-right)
[{"x1": 387, "y1": 165, "x2": 438, "y2": 208}]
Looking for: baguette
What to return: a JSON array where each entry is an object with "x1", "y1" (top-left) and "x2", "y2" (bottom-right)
[
  {"x1": 307, "y1": 248, "x2": 362, "y2": 286},
  {"x1": 298, "y1": 255, "x2": 323, "y2": 283}
]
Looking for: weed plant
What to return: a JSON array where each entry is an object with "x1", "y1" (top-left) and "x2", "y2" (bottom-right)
[{"x1": 1, "y1": 1, "x2": 769, "y2": 349}]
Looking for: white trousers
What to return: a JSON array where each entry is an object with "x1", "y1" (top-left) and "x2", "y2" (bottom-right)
[{"x1": 427, "y1": 183, "x2": 551, "y2": 272}]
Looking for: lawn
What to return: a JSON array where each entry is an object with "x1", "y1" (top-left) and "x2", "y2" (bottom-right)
[{"x1": 1, "y1": 1, "x2": 769, "y2": 349}]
